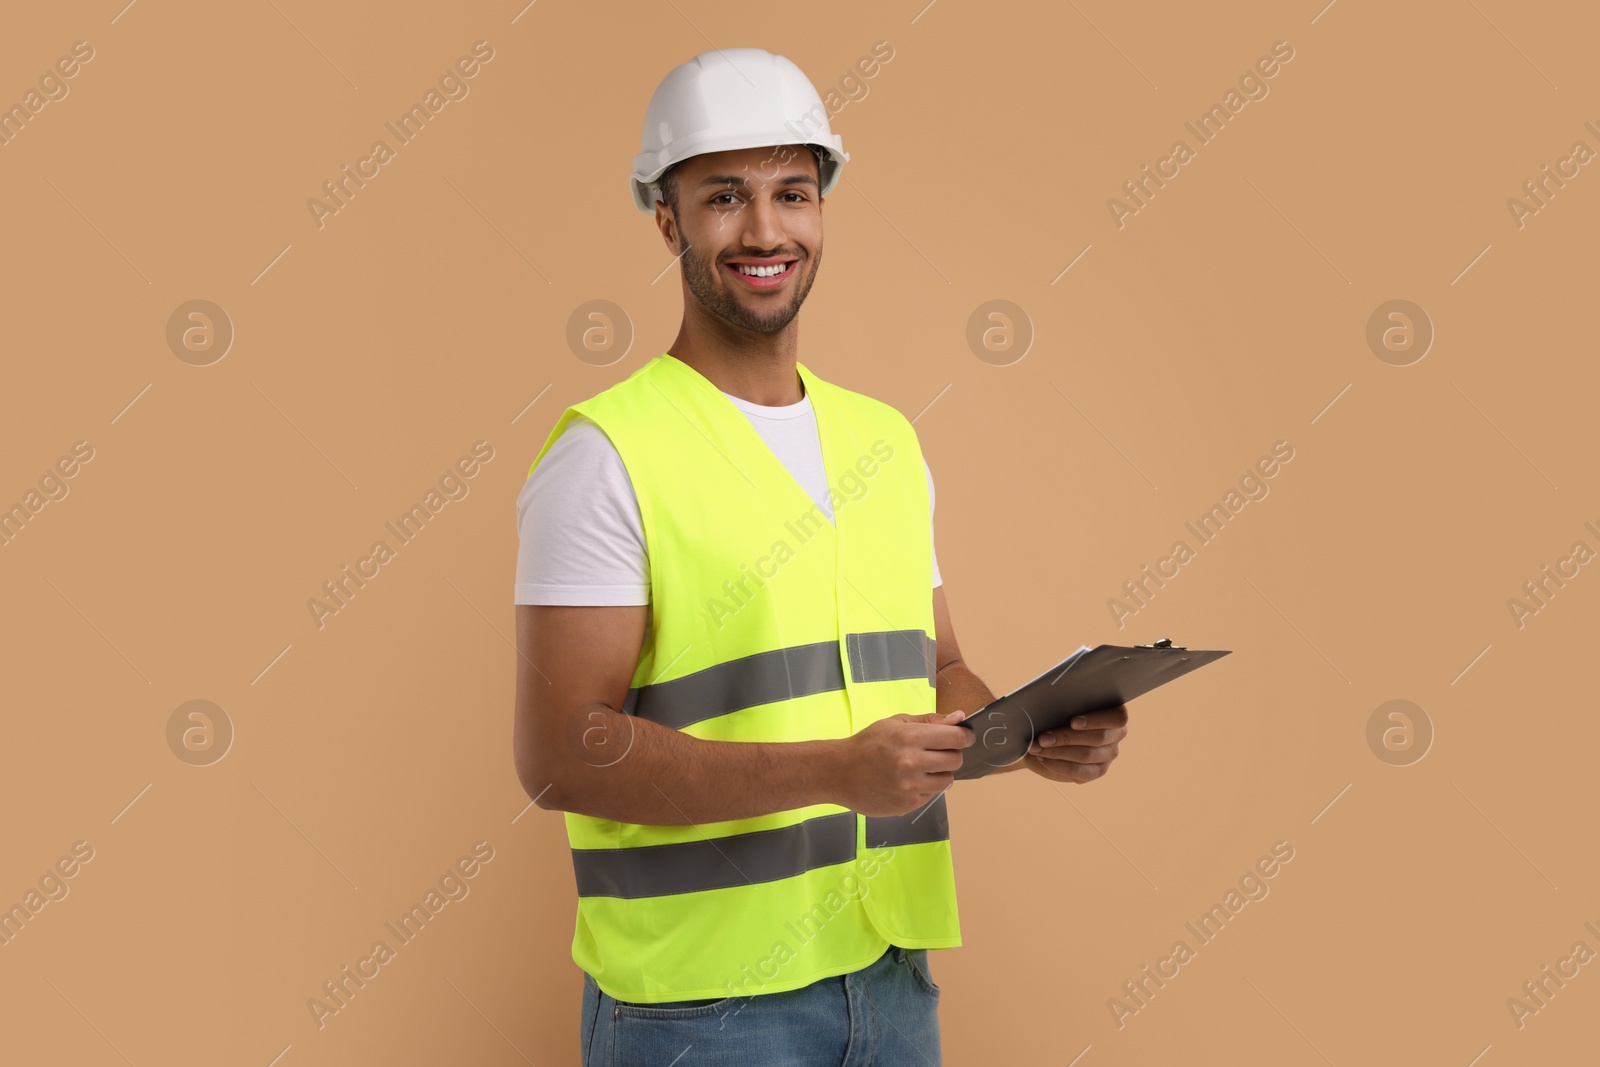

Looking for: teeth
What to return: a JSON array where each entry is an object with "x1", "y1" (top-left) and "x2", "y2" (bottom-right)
[{"x1": 735, "y1": 262, "x2": 788, "y2": 277}]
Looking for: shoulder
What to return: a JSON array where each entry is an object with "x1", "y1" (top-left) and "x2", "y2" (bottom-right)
[
  {"x1": 518, "y1": 416, "x2": 642, "y2": 542},
  {"x1": 572, "y1": 357, "x2": 671, "y2": 420},
  {"x1": 532, "y1": 415, "x2": 618, "y2": 468},
  {"x1": 524, "y1": 415, "x2": 633, "y2": 499},
  {"x1": 551, "y1": 413, "x2": 613, "y2": 450},
  {"x1": 806, "y1": 370, "x2": 918, "y2": 436}
]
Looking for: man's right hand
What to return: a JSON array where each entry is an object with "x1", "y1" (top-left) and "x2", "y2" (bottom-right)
[{"x1": 833, "y1": 709, "x2": 974, "y2": 816}]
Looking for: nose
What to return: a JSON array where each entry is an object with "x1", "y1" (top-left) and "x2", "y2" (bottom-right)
[{"x1": 736, "y1": 193, "x2": 787, "y2": 256}]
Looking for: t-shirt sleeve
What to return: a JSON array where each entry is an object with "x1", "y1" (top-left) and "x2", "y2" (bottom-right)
[
  {"x1": 927, "y1": 456, "x2": 941, "y2": 589},
  {"x1": 515, "y1": 415, "x2": 651, "y2": 605}
]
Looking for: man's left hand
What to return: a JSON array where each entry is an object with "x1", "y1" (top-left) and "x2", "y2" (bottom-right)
[{"x1": 1023, "y1": 705, "x2": 1128, "y2": 784}]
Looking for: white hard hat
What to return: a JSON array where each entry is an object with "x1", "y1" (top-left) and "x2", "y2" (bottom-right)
[{"x1": 631, "y1": 48, "x2": 848, "y2": 213}]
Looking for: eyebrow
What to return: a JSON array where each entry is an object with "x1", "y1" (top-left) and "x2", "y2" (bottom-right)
[{"x1": 696, "y1": 173, "x2": 818, "y2": 191}]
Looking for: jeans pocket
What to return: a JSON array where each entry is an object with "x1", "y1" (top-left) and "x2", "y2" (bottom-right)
[
  {"x1": 612, "y1": 994, "x2": 737, "y2": 1020},
  {"x1": 902, "y1": 948, "x2": 941, "y2": 997}
]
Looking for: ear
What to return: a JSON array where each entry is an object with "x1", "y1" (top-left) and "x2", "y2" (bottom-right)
[{"x1": 654, "y1": 199, "x2": 680, "y2": 253}]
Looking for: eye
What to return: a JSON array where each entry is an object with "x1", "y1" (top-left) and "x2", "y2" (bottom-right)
[{"x1": 709, "y1": 192, "x2": 741, "y2": 206}]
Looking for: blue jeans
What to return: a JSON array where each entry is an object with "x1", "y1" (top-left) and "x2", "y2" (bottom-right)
[{"x1": 580, "y1": 944, "x2": 942, "y2": 1066}]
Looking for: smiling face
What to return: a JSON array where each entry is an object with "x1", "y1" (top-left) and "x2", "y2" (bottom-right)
[{"x1": 656, "y1": 144, "x2": 824, "y2": 336}]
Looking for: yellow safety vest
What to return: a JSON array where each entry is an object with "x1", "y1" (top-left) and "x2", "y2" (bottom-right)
[{"x1": 525, "y1": 352, "x2": 961, "y2": 1003}]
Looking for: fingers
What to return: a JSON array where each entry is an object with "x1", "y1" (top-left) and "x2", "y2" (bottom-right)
[
  {"x1": 1025, "y1": 754, "x2": 1111, "y2": 783},
  {"x1": 1066, "y1": 705, "x2": 1128, "y2": 731},
  {"x1": 915, "y1": 735, "x2": 972, "y2": 777},
  {"x1": 885, "y1": 717, "x2": 975, "y2": 780},
  {"x1": 1028, "y1": 741, "x2": 1120, "y2": 763},
  {"x1": 1036, "y1": 725, "x2": 1126, "y2": 749},
  {"x1": 903, "y1": 709, "x2": 968, "y2": 724},
  {"x1": 901, "y1": 712, "x2": 975, "y2": 749},
  {"x1": 1034, "y1": 706, "x2": 1128, "y2": 751},
  {"x1": 924, "y1": 724, "x2": 976, "y2": 750},
  {"x1": 1022, "y1": 706, "x2": 1128, "y2": 782}
]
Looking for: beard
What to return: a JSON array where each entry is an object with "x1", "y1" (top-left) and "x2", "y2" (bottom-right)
[{"x1": 679, "y1": 232, "x2": 821, "y2": 335}]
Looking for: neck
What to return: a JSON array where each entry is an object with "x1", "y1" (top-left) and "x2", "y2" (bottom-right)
[{"x1": 666, "y1": 320, "x2": 804, "y2": 406}]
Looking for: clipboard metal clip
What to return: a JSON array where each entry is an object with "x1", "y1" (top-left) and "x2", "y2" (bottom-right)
[{"x1": 1136, "y1": 638, "x2": 1186, "y2": 650}]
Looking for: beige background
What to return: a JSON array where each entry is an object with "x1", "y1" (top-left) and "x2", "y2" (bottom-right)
[{"x1": 2, "y1": 0, "x2": 1596, "y2": 1063}]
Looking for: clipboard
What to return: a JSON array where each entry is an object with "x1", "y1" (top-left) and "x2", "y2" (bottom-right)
[{"x1": 953, "y1": 638, "x2": 1231, "y2": 780}]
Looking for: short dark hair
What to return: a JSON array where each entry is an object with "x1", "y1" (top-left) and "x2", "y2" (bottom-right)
[
  {"x1": 656, "y1": 145, "x2": 824, "y2": 216},
  {"x1": 659, "y1": 161, "x2": 683, "y2": 217}
]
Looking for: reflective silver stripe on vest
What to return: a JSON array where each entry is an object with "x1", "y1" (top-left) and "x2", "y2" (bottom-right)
[
  {"x1": 572, "y1": 795, "x2": 950, "y2": 900},
  {"x1": 864, "y1": 792, "x2": 950, "y2": 848},
  {"x1": 573, "y1": 811, "x2": 854, "y2": 900},
  {"x1": 846, "y1": 629, "x2": 937, "y2": 689},
  {"x1": 622, "y1": 630, "x2": 937, "y2": 731}
]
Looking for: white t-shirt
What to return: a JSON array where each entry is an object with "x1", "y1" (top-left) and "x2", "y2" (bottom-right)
[{"x1": 514, "y1": 387, "x2": 940, "y2": 606}]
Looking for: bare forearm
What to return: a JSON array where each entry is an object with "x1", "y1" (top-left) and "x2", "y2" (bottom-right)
[
  {"x1": 536, "y1": 702, "x2": 845, "y2": 825},
  {"x1": 938, "y1": 660, "x2": 1029, "y2": 776},
  {"x1": 936, "y1": 659, "x2": 996, "y2": 720}
]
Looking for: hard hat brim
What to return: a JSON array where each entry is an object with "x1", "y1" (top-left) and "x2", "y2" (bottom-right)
[{"x1": 631, "y1": 132, "x2": 848, "y2": 213}]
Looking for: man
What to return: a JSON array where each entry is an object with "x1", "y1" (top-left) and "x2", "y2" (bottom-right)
[{"x1": 513, "y1": 47, "x2": 1129, "y2": 1066}]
